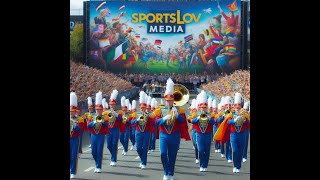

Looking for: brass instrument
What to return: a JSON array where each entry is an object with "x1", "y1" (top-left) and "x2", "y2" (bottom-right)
[
  {"x1": 198, "y1": 112, "x2": 209, "y2": 131},
  {"x1": 166, "y1": 84, "x2": 189, "y2": 126},
  {"x1": 122, "y1": 114, "x2": 129, "y2": 124},
  {"x1": 106, "y1": 109, "x2": 116, "y2": 125},
  {"x1": 93, "y1": 115, "x2": 103, "y2": 134},
  {"x1": 138, "y1": 112, "x2": 147, "y2": 126},
  {"x1": 95, "y1": 115, "x2": 103, "y2": 123},
  {"x1": 70, "y1": 117, "x2": 78, "y2": 136}
]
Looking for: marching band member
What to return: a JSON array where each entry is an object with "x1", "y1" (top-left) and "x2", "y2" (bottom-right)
[
  {"x1": 213, "y1": 100, "x2": 221, "y2": 153},
  {"x1": 106, "y1": 89, "x2": 123, "y2": 166},
  {"x1": 223, "y1": 96, "x2": 233, "y2": 162},
  {"x1": 120, "y1": 98, "x2": 130, "y2": 156},
  {"x1": 192, "y1": 91, "x2": 216, "y2": 172},
  {"x1": 149, "y1": 98, "x2": 158, "y2": 152},
  {"x1": 188, "y1": 99, "x2": 199, "y2": 164},
  {"x1": 146, "y1": 96, "x2": 153, "y2": 154},
  {"x1": 129, "y1": 100, "x2": 137, "y2": 150},
  {"x1": 154, "y1": 78, "x2": 190, "y2": 180},
  {"x1": 87, "y1": 91, "x2": 109, "y2": 173},
  {"x1": 75, "y1": 107, "x2": 84, "y2": 157},
  {"x1": 228, "y1": 93, "x2": 248, "y2": 173},
  {"x1": 70, "y1": 92, "x2": 85, "y2": 179},
  {"x1": 131, "y1": 91, "x2": 155, "y2": 169},
  {"x1": 207, "y1": 97, "x2": 213, "y2": 138},
  {"x1": 216, "y1": 96, "x2": 232, "y2": 162},
  {"x1": 84, "y1": 97, "x2": 95, "y2": 149},
  {"x1": 242, "y1": 101, "x2": 250, "y2": 162}
]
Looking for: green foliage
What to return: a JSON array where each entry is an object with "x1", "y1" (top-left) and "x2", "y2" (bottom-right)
[{"x1": 70, "y1": 23, "x2": 84, "y2": 63}]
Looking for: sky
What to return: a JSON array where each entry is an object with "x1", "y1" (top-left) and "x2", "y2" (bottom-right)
[{"x1": 70, "y1": 0, "x2": 86, "y2": 15}]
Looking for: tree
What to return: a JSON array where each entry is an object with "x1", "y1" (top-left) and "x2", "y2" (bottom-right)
[{"x1": 70, "y1": 23, "x2": 84, "y2": 63}]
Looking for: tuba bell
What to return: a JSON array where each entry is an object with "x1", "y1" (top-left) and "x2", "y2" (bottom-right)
[{"x1": 166, "y1": 84, "x2": 189, "y2": 126}]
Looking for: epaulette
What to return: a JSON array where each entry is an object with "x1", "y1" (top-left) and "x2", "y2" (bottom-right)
[
  {"x1": 78, "y1": 116, "x2": 84, "y2": 123},
  {"x1": 210, "y1": 113, "x2": 216, "y2": 118},
  {"x1": 149, "y1": 113, "x2": 155, "y2": 119},
  {"x1": 214, "y1": 114, "x2": 220, "y2": 119},
  {"x1": 178, "y1": 107, "x2": 185, "y2": 114},
  {"x1": 218, "y1": 112, "x2": 222, "y2": 117},
  {"x1": 131, "y1": 112, "x2": 136, "y2": 119},
  {"x1": 225, "y1": 113, "x2": 232, "y2": 119},
  {"x1": 154, "y1": 108, "x2": 161, "y2": 117},
  {"x1": 118, "y1": 110, "x2": 123, "y2": 115},
  {"x1": 245, "y1": 113, "x2": 250, "y2": 121}
]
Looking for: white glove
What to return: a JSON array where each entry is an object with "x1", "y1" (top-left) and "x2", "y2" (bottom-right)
[
  {"x1": 234, "y1": 116, "x2": 240, "y2": 122},
  {"x1": 93, "y1": 120, "x2": 97, "y2": 124},
  {"x1": 136, "y1": 118, "x2": 140, "y2": 122},
  {"x1": 113, "y1": 111, "x2": 118, "y2": 117},
  {"x1": 72, "y1": 122, "x2": 78, "y2": 127},
  {"x1": 163, "y1": 115, "x2": 171, "y2": 121},
  {"x1": 172, "y1": 107, "x2": 179, "y2": 118}
]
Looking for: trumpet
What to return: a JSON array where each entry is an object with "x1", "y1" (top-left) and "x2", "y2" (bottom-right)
[
  {"x1": 138, "y1": 112, "x2": 147, "y2": 125},
  {"x1": 95, "y1": 115, "x2": 103, "y2": 123},
  {"x1": 200, "y1": 113, "x2": 208, "y2": 121},
  {"x1": 122, "y1": 114, "x2": 128, "y2": 124}
]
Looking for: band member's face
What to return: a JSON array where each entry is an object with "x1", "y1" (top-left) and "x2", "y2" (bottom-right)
[
  {"x1": 70, "y1": 111, "x2": 76, "y2": 117},
  {"x1": 132, "y1": 109, "x2": 136, "y2": 112},
  {"x1": 96, "y1": 109, "x2": 103, "y2": 116},
  {"x1": 140, "y1": 107, "x2": 146, "y2": 112},
  {"x1": 88, "y1": 107, "x2": 93, "y2": 112},
  {"x1": 166, "y1": 100, "x2": 174, "y2": 107},
  {"x1": 191, "y1": 109, "x2": 197, "y2": 113},
  {"x1": 146, "y1": 108, "x2": 151, "y2": 112},
  {"x1": 122, "y1": 107, "x2": 127, "y2": 112},
  {"x1": 110, "y1": 104, "x2": 116, "y2": 110},
  {"x1": 225, "y1": 104, "x2": 231, "y2": 110},
  {"x1": 76, "y1": 111, "x2": 80, "y2": 116},
  {"x1": 200, "y1": 107, "x2": 207, "y2": 113},
  {"x1": 234, "y1": 106, "x2": 241, "y2": 112}
]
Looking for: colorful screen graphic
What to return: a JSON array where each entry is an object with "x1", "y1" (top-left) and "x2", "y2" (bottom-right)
[{"x1": 87, "y1": 0, "x2": 241, "y2": 74}]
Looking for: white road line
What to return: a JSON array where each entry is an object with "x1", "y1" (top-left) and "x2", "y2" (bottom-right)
[
  {"x1": 83, "y1": 149, "x2": 91, "y2": 153},
  {"x1": 84, "y1": 166, "x2": 95, "y2": 172}
]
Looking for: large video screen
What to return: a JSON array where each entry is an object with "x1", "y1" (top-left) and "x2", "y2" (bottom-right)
[{"x1": 87, "y1": 0, "x2": 241, "y2": 74}]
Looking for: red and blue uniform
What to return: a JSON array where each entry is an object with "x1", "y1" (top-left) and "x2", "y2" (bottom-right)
[
  {"x1": 149, "y1": 112, "x2": 158, "y2": 151},
  {"x1": 243, "y1": 113, "x2": 250, "y2": 160},
  {"x1": 105, "y1": 111, "x2": 123, "y2": 163},
  {"x1": 87, "y1": 116, "x2": 108, "y2": 169},
  {"x1": 131, "y1": 112, "x2": 155, "y2": 166},
  {"x1": 227, "y1": 113, "x2": 248, "y2": 170},
  {"x1": 129, "y1": 112, "x2": 136, "y2": 147},
  {"x1": 155, "y1": 107, "x2": 190, "y2": 177},
  {"x1": 70, "y1": 117, "x2": 85, "y2": 175},
  {"x1": 120, "y1": 113, "x2": 130, "y2": 153},
  {"x1": 192, "y1": 113, "x2": 215, "y2": 169},
  {"x1": 188, "y1": 114, "x2": 199, "y2": 160},
  {"x1": 216, "y1": 112, "x2": 232, "y2": 161}
]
